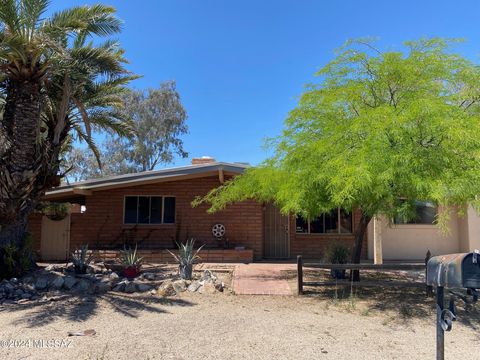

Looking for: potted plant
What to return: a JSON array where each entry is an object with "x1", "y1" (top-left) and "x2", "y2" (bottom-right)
[
  {"x1": 120, "y1": 245, "x2": 143, "y2": 279},
  {"x1": 71, "y1": 244, "x2": 94, "y2": 274},
  {"x1": 40, "y1": 202, "x2": 70, "y2": 221},
  {"x1": 324, "y1": 242, "x2": 350, "y2": 279},
  {"x1": 168, "y1": 239, "x2": 204, "y2": 280}
]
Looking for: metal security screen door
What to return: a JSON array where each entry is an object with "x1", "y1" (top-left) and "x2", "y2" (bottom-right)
[{"x1": 264, "y1": 203, "x2": 290, "y2": 258}]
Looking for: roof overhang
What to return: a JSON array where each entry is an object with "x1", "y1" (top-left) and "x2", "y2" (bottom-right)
[{"x1": 44, "y1": 162, "x2": 248, "y2": 202}]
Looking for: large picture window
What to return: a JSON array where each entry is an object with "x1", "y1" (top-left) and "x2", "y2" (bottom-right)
[
  {"x1": 124, "y1": 196, "x2": 176, "y2": 224},
  {"x1": 296, "y1": 209, "x2": 353, "y2": 234},
  {"x1": 394, "y1": 201, "x2": 437, "y2": 225}
]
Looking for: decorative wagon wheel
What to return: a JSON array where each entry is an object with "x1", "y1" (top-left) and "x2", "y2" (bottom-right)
[{"x1": 212, "y1": 223, "x2": 226, "y2": 238}]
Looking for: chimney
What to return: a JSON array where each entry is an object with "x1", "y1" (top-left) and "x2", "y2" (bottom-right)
[{"x1": 191, "y1": 156, "x2": 216, "y2": 165}]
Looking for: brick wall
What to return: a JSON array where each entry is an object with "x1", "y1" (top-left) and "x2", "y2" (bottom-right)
[
  {"x1": 289, "y1": 209, "x2": 368, "y2": 260},
  {"x1": 36, "y1": 176, "x2": 264, "y2": 260},
  {"x1": 28, "y1": 174, "x2": 369, "y2": 262}
]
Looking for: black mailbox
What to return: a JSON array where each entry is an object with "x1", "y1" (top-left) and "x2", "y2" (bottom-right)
[
  {"x1": 426, "y1": 251, "x2": 480, "y2": 360},
  {"x1": 427, "y1": 252, "x2": 480, "y2": 289}
]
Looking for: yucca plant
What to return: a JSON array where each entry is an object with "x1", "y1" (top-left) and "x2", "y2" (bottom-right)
[
  {"x1": 168, "y1": 239, "x2": 204, "y2": 279},
  {"x1": 120, "y1": 245, "x2": 143, "y2": 279},
  {"x1": 71, "y1": 244, "x2": 94, "y2": 274}
]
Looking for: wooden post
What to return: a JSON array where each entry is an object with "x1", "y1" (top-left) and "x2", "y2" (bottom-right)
[
  {"x1": 425, "y1": 249, "x2": 433, "y2": 297},
  {"x1": 297, "y1": 255, "x2": 303, "y2": 295}
]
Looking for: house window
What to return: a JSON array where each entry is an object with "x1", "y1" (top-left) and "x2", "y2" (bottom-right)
[
  {"x1": 296, "y1": 209, "x2": 353, "y2": 234},
  {"x1": 394, "y1": 201, "x2": 437, "y2": 225},
  {"x1": 124, "y1": 196, "x2": 176, "y2": 224}
]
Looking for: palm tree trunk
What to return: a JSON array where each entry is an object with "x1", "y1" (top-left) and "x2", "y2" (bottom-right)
[
  {"x1": 350, "y1": 212, "x2": 371, "y2": 282},
  {"x1": 0, "y1": 79, "x2": 42, "y2": 250}
]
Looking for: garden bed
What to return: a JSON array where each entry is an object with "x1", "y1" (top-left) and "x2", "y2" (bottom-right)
[{"x1": 89, "y1": 248, "x2": 254, "y2": 263}]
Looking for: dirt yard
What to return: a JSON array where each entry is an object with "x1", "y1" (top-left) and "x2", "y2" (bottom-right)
[{"x1": 0, "y1": 277, "x2": 479, "y2": 360}]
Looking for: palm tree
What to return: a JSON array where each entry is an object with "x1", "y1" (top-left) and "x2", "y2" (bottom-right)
[{"x1": 0, "y1": 0, "x2": 135, "y2": 276}]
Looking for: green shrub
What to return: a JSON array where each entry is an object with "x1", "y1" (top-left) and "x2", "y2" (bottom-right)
[
  {"x1": 38, "y1": 202, "x2": 70, "y2": 221},
  {"x1": 0, "y1": 233, "x2": 35, "y2": 279},
  {"x1": 324, "y1": 242, "x2": 350, "y2": 264}
]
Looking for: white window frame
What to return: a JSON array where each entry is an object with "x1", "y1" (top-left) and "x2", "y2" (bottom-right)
[{"x1": 123, "y1": 195, "x2": 176, "y2": 225}]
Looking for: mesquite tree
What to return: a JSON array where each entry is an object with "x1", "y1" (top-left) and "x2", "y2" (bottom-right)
[
  {"x1": 0, "y1": 0, "x2": 135, "y2": 276},
  {"x1": 194, "y1": 39, "x2": 480, "y2": 280}
]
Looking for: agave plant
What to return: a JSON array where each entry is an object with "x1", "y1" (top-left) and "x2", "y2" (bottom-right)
[
  {"x1": 168, "y1": 239, "x2": 204, "y2": 279},
  {"x1": 120, "y1": 245, "x2": 143, "y2": 267},
  {"x1": 71, "y1": 244, "x2": 94, "y2": 274},
  {"x1": 120, "y1": 245, "x2": 143, "y2": 279}
]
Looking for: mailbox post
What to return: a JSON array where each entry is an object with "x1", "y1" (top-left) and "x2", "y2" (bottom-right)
[{"x1": 426, "y1": 251, "x2": 480, "y2": 360}]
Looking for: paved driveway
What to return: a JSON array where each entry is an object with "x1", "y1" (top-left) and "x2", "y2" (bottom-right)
[{"x1": 232, "y1": 263, "x2": 294, "y2": 295}]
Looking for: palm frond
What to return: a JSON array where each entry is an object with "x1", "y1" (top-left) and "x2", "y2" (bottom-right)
[
  {"x1": 71, "y1": 123, "x2": 102, "y2": 168},
  {"x1": 19, "y1": 0, "x2": 50, "y2": 39},
  {"x1": 45, "y1": 4, "x2": 121, "y2": 37},
  {"x1": 69, "y1": 44, "x2": 127, "y2": 77},
  {"x1": 0, "y1": 0, "x2": 20, "y2": 33}
]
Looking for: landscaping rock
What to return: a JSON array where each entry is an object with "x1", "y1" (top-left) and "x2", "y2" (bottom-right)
[
  {"x1": 112, "y1": 281, "x2": 126, "y2": 292},
  {"x1": 10, "y1": 278, "x2": 18, "y2": 284},
  {"x1": 109, "y1": 272, "x2": 120, "y2": 281},
  {"x1": 172, "y1": 280, "x2": 187, "y2": 293},
  {"x1": 214, "y1": 282, "x2": 224, "y2": 292},
  {"x1": 0, "y1": 280, "x2": 15, "y2": 292},
  {"x1": 51, "y1": 276, "x2": 65, "y2": 290},
  {"x1": 22, "y1": 276, "x2": 34, "y2": 285},
  {"x1": 94, "y1": 280, "x2": 111, "y2": 293},
  {"x1": 157, "y1": 280, "x2": 176, "y2": 297},
  {"x1": 74, "y1": 279, "x2": 90, "y2": 293},
  {"x1": 34, "y1": 277, "x2": 48, "y2": 290},
  {"x1": 125, "y1": 281, "x2": 136, "y2": 293},
  {"x1": 198, "y1": 282, "x2": 216, "y2": 294},
  {"x1": 76, "y1": 273, "x2": 96, "y2": 281},
  {"x1": 88, "y1": 264, "x2": 104, "y2": 274},
  {"x1": 187, "y1": 281, "x2": 201, "y2": 292},
  {"x1": 64, "y1": 276, "x2": 77, "y2": 290},
  {"x1": 142, "y1": 272, "x2": 155, "y2": 281},
  {"x1": 200, "y1": 270, "x2": 216, "y2": 283},
  {"x1": 20, "y1": 292, "x2": 32, "y2": 300},
  {"x1": 136, "y1": 283, "x2": 152, "y2": 292}
]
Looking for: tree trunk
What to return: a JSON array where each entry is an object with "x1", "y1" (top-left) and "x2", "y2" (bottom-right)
[
  {"x1": 0, "y1": 79, "x2": 43, "y2": 276},
  {"x1": 350, "y1": 212, "x2": 372, "y2": 282}
]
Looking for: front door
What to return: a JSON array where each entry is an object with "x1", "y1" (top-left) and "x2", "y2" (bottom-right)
[
  {"x1": 41, "y1": 214, "x2": 70, "y2": 261},
  {"x1": 263, "y1": 203, "x2": 290, "y2": 258}
]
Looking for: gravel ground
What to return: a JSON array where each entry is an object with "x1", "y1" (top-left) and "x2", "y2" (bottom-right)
[{"x1": 0, "y1": 290, "x2": 478, "y2": 360}]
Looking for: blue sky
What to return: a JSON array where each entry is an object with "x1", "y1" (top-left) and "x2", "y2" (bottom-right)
[{"x1": 52, "y1": 0, "x2": 480, "y2": 167}]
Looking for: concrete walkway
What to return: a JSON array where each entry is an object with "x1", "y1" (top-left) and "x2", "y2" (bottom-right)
[{"x1": 232, "y1": 263, "x2": 294, "y2": 295}]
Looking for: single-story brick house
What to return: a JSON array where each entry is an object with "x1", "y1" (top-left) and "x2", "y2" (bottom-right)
[{"x1": 28, "y1": 157, "x2": 480, "y2": 263}]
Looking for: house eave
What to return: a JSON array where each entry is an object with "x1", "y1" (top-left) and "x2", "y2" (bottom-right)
[{"x1": 44, "y1": 162, "x2": 248, "y2": 201}]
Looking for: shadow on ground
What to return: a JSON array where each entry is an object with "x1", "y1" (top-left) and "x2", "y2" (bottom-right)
[
  {"x1": 2, "y1": 292, "x2": 195, "y2": 328},
  {"x1": 283, "y1": 269, "x2": 480, "y2": 330}
]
